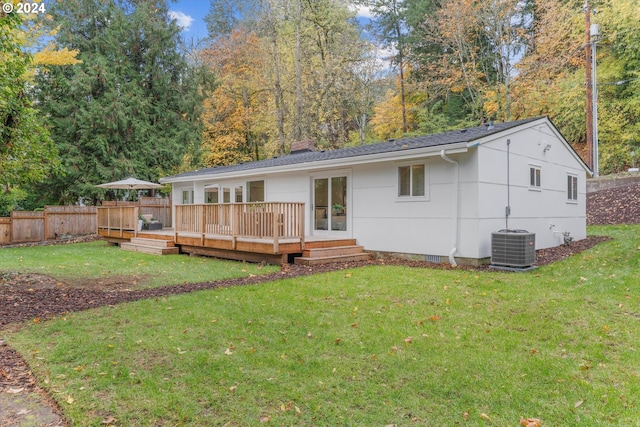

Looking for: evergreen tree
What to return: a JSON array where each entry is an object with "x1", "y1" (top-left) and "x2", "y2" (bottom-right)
[{"x1": 34, "y1": 0, "x2": 211, "y2": 204}]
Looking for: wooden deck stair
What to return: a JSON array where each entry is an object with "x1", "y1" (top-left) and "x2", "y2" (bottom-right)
[
  {"x1": 294, "y1": 242, "x2": 370, "y2": 265},
  {"x1": 121, "y1": 237, "x2": 180, "y2": 255}
]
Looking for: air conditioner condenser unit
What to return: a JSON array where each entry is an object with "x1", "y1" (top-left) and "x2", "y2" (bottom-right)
[{"x1": 491, "y1": 229, "x2": 536, "y2": 270}]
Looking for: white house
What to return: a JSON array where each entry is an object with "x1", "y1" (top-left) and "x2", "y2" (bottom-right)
[{"x1": 160, "y1": 116, "x2": 591, "y2": 265}]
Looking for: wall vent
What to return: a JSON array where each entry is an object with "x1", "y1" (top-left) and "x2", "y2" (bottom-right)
[
  {"x1": 491, "y1": 230, "x2": 536, "y2": 269},
  {"x1": 426, "y1": 255, "x2": 441, "y2": 263}
]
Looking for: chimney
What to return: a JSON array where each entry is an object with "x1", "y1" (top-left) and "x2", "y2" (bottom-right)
[{"x1": 290, "y1": 140, "x2": 316, "y2": 155}]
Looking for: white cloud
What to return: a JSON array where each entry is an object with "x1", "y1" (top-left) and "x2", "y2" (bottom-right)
[
  {"x1": 348, "y1": 4, "x2": 374, "y2": 19},
  {"x1": 168, "y1": 10, "x2": 194, "y2": 31},
  {"x1": 355, "y1": 5, "x2": 373, "y2": 18}
]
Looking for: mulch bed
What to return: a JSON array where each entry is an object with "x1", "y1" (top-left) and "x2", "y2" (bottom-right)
[{"x1": 0, "y1": 181, "x2": 636, "y2": 426}]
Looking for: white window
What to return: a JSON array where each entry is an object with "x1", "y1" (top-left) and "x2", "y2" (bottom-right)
[
  {"x1": 567, "y1": 175, "x2": 578, "y2": 201},
  {"x1": 529, "y1": 166, "x2": 541, "y2": 189},
  {"x1": 205, "y1": 187, "x2": 219, "y2": 203},
  {"x1": 247, "y1": 180, "x2": 265, "y2": 202},
  {"x1": 181, "y1": 189, "x2": 194, "y2": 204},
  {"x1": 398, "y1": 164, "x2": 426, "y2": 198}
]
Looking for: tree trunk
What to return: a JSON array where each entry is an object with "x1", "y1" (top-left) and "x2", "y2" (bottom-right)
[
  {"x1": 294, "y1": 0, "x2": 303, "y2": 141},
  {"x1": 272, "y1": 35, "x2": 286, "y2": 156}
]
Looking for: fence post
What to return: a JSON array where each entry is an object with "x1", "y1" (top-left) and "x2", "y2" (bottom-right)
[{"x1": 44, "y1": 207, "x2": 49, "y2": 241}]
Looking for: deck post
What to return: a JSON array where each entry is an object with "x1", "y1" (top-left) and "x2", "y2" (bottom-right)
[
  {"x1": 106, "y1": 207, "x2": 110, "y2": 236},
  {"x1": 299, "y1": 203, "x2": 305, "y2": 250},
  {"x1": 272, "y1": 204, "x2": 279, "y2": 254},
  {"x1": 119, "y1": 206, "x2": 123, "y2": 238},
  {"x1": 231, "y1": 204, "x2": 237, "y2": 250},
  {"x1": 200, "y1": 205, "x2": 205, "y2": 246},
  {"x1": 134, "y1": 206, "x2": 139, "y2": 237}
]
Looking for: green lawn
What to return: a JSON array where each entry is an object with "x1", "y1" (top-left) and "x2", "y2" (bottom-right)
[
  {"x1": 5, "y1": 225, "x2": 640, "y2": 426},
  {"x1": 0, "y1": 240, "x2": 278, "y2": 289}
]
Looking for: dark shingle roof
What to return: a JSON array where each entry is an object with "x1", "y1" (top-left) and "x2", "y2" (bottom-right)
[{"x1": 162, "y1": 117, "x2": 543, "y2": 182}]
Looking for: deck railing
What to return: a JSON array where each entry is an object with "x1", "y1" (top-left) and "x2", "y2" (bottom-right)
[
  {"x1": 175, "y1": 202, "x2": 305, "y2": 251},
  {"x1": 97, "y1": 206, "x2": 139, "y2": 238}
]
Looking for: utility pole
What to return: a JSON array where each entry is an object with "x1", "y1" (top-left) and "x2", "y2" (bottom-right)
[
  {"x1": 585, "y1": 1, "x2": 593, "y2": 171},
  {"x1": 591, "y1": 22, "x2": 599, "y2": 177}
]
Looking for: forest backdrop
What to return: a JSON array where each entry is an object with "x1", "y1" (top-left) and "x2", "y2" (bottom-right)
[{"x1": 1, "y1": 0, "x2": 639, "y2": 214}]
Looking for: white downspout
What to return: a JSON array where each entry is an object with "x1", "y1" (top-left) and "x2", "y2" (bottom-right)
[{"x1": 440, "y1": 150, "x2": 459, "y2": 267}]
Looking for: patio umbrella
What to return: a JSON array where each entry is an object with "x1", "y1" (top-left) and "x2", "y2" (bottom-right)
[
  {"x1": 96, "y1": 177, "x2": 162, "y2": 190},
  {"x1": 97, "y1": 177, "x2": 162, "y2": 205}
]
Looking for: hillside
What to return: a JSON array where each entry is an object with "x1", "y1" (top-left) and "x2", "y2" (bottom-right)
[{"x1": 587, "y1": 182, "x2": 640, "y2": 225}]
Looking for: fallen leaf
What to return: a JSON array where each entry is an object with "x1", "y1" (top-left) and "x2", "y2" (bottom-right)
[
  {"x1": 345, "y1": 273, "x2": 352, "y2": 278},
  {"x1": 66, "y1": 395, "x2": 75, "y2": 404},
  {"x1": 429, "y1": 315, "x2": 441, "y2": 322},
  {"x1": 17, "y1": 408, "x2": 30, "y2": 416},
  {"x1": 463, "y1": 411, "x2": 469, "y2": 420},
  {"x1": 479, "y1": 413, "x2": 490, "y2": 421},
  {"x1": 7, "y1": 387, "x2": 24, "y2": 394},
  {"x1": 404, "y1": 337, "x2": 413, "y2": 346},
  {"x1": 520, "y1": 417, "x2": 542, "y2": 427},
  {"x1": 307, "y1": 332, "x2": 313, "y2": 338},
  {"x1": 224, "y1": 348, "x2": 233, "y2": 355},
  {"x1": 229, "y1": 386, "x2": 237, "y2": 393},
  {"x1": 102, "y1": 416, "x2": 117, "y2": 424},
  {"x1": 575, "y1": 399, "x2": 584, "y2": 408},
  {"x1": 260, "y1": 415, "x2": 271, "y2": 423}
]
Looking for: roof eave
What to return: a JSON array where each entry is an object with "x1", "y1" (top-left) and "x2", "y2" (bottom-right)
[{"x1": 160, "y1": 142, "x2": 469, "y2": 184}]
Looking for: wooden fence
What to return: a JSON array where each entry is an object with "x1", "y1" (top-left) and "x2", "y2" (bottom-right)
[
  {"x1": 102, "y1": 197, "x2": 171, "y2": 227},
  {"x1": 0, "y1": 206, "x2": 97, "y2": 245}
]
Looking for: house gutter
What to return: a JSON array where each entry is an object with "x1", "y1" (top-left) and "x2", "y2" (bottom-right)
[{"x1": 440, "y1": 150, "x2": 459, "y2": 267}]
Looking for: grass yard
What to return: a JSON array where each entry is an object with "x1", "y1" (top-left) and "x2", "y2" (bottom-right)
[
  {"x1": 0, "y1": 240, "x2": 278, "y2": 289},
  {"x1": 5, "y1": 225, "x2": 640, "y2": 426}
]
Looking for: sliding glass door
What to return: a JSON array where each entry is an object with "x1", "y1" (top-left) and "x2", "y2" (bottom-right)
[{"x1": 313, "y1": 175, "x2": 348, "y2": 233}]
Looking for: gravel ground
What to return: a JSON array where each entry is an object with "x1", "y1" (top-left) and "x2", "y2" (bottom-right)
[{"x1": 0, "y1": 182, "x2": 636, "y2": 426}]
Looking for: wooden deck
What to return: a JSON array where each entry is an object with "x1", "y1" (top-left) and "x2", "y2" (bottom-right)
[{"x1": 97, "y1": 204, "x2": 364, "y2": 264}]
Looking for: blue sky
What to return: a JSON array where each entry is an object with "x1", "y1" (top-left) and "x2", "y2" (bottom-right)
[{"x1": 169, "y1": 1, "x2": 210, "y2": 42}]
